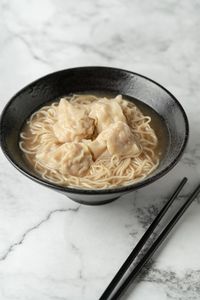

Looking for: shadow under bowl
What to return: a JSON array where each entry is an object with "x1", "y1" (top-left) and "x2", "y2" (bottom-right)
[{"x1": 0, "y1": 67, "x2": 189, "y2": 205}]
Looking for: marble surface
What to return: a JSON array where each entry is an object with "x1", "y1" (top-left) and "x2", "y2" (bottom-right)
[{"x1": 0, "y1": 0, "x2": 200, "y2": 299}]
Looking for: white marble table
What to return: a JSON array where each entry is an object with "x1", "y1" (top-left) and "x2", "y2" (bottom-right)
[{"x1": 0, "y1": 0, "x2": 200, "y2": 299}]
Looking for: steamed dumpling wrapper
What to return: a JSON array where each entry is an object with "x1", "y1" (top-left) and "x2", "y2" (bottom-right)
[
  {"x1": 87, "y1": 121, "x2": 140, "y2": 159},
  {"x1": 53, "y1": 98, "x2": 94, "y2": 143},
  {"x1": 36, "y1": 142, "x2": 93, "y2": 177},
  {"x1": 89, "y1": 98, "x2": 127, "y2": 133}
]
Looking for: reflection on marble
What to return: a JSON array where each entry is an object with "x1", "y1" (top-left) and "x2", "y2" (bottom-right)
[{"x1": 0, "y1": 0, "x2": 200, "y2": 299}]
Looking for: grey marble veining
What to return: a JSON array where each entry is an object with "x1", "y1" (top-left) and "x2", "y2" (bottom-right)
[{"x1": 0, "y1": 0, "x2": 200, "y2": 299}]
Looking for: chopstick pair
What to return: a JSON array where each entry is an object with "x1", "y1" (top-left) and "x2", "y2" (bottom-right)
[{"x1": 99, "y1": 177, "x2": 200, "y2": 300}]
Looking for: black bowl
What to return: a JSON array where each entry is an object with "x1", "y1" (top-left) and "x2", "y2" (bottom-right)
[{"x1": 0, "y1": 67, "x2": 189, "y2": 205}]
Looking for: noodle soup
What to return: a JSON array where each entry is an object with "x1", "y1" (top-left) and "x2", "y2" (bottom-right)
[{"x1": 19, "y1": 94, "x2": 167, "y2": 189}]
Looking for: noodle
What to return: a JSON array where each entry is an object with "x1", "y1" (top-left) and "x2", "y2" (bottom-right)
[{"x1": 19, "y1": 94, "x2": 159, "y2": 189}]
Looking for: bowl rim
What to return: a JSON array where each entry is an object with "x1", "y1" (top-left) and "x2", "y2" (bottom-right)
[{"x1": 0, "y1": 66, "x2": 189, "y2": 195}]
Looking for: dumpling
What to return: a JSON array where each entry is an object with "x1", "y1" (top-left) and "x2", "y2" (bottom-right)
[
  {"x1": 84, "y1": 138, "x2": 107, "y2": 160},
  {"x1": 36, "y1": 142, "x2": 92, "y2": 177},
  {"x1": 87, "y1": 121, "x2": 140, "y2": 159},
  {"x1": 53, "y1": 98, "x2": 94, "y2": 143},
  {"x1": 105, "y1": 121, "x2": 140, "y2": 156},
  {"x1": 115, "y1": 95, "x2": 138, "y2": 125},
  {"x1": 89, "y1": 98, "x2": 127, "y2": 133}
]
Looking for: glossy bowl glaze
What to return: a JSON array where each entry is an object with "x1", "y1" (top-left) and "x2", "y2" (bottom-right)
[{"x1": 0, "y1": 67, "x2": 189, "y2": 205}]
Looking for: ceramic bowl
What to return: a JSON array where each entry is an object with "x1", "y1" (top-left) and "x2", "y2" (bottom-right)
[{"x1": 0, "y1": 67, "x2": 189, "y2": 205}]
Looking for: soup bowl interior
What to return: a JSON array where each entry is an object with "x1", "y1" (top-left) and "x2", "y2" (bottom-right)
[{"x1": 0, "y1": 67, "x2": 189, "y2": 205}]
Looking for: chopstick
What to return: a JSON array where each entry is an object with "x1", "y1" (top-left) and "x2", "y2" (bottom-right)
[
  {"x1": 99, "y1": 177, "x2": 187, "y2": 300},
  {"x1": 100, "y1": 179, "x2": 200, "y2": 300},
  {"x1": 109, "y1": 182, "x2": 200, "y2": 300}
]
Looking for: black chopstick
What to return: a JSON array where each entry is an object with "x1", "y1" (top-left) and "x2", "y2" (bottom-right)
[
  {"x1": 99, "y1": 177, "x2": 187, "y2": 300},
  {"x1": 109, "y1": 182, "x2": 200, "y2": 300}
]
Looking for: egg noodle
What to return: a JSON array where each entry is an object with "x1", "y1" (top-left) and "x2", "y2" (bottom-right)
[{"x1": 19, "y1": 94, "x2": 159, "y2": 189}]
